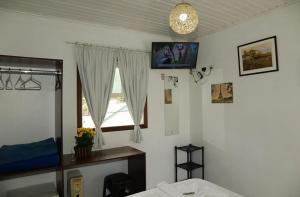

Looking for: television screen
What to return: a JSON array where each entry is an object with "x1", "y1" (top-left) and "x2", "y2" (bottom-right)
[{"x1": 151, "y1": 42, "x2": 199, "y2": 69}]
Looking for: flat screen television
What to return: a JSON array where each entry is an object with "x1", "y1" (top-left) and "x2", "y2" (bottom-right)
[{"x1": 151, "y1": 42, "x2": 199, "y2": 69}]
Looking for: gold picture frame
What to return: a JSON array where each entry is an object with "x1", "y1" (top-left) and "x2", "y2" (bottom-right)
[{"x1": 165, "y1": 89, "x2": 172, "y2": 104}]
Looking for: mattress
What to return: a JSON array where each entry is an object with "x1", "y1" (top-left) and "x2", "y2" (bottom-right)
[
  {"x1": 0, "y1": 138, "x2": 59, "y2": 173},
  {"x1": 129, "y1": 178, "x2": 243, "y2": 197}
]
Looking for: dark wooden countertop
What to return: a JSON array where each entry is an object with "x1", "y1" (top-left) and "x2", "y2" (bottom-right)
[{"x1": 63, "y1": 146, "x2": 145, "y2": 170}]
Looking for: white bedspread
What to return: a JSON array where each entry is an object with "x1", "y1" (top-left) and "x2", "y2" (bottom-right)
[{"x1": 129, "y1": 179, "x2": 243, "y2": 197}]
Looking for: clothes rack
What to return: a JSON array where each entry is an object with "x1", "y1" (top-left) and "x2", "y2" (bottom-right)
[
  {"x1": 0, "y1": 54, "x2": 64, "y2": 196},
  {"x1": 0, "y1": 67, "x2": 62, "y2": 76}
]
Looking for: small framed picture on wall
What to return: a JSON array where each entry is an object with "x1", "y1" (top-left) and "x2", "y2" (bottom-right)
[
  {"x1": 237, "y1": 36, "x2": 278, "y2": 76},
  {"x1": 211, "y1": 82, "x2": 233, "y2": 103}
]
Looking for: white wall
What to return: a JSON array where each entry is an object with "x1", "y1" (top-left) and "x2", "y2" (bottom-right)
[
  {"x1": 0, "y1": 75, "x2": 56, "y2": 145},
  {"x1": 191, "y1": 2, "x2": 300, "y2": 197},
  {"x1": 0, "y1": 9, "x2": 191, "y2": 196}
]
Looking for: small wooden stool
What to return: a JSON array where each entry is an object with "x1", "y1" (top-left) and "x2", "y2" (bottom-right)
[{"x1": 103, "y1": 173, "x2": 132, "y2": 197}]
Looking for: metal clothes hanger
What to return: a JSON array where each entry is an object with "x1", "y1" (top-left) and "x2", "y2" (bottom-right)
[
  {"x1": 0, "y1": 68, "x2": 4, "y2": 90},
  {"x1": 5, "y1": 69, "x2": 13, "y2": 90},
  {"x1": 55, "y1": 75, "x2": 61, "y2": 90},
  {"x1": 21, "y1": 70, "x2": 41, "y2": 90},
  {"x1": 14, "y1": 70, "x2": 25, "y2": 90}
]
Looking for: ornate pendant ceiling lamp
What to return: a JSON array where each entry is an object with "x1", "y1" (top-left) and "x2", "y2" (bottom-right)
[{"x1": 169, "y1": 1, "x2": 199, "y2": 35}]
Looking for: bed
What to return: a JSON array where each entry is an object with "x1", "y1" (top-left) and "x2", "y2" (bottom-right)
[{"x1": 129, "y1": 178, "x2": 243, "y2": 197}]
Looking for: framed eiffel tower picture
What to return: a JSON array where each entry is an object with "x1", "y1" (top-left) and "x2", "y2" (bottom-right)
[{"x1": 211, "y1": 83, "x2": 233, "y2": 103}]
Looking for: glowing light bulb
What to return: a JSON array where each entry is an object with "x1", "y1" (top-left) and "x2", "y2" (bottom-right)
[
  {"x1": 169, "y1": 2, "x2": 199, "y2": 34},
  {"x1": 179, "y1": 13, "x2": 188, "y2": 21}
]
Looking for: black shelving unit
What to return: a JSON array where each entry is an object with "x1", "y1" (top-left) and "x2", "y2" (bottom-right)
[{"x1": 175, "y1": 144, "x2": 204, "y2": 182}]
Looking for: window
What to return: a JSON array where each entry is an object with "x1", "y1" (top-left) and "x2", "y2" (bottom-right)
[{"x1": 77, "y1": 68, "x2": 148, "y2": 132}]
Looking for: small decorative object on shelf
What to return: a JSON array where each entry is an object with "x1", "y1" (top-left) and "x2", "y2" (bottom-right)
[
  {"x1": 74, "y1": 128, "x2": 95, "y2": 160},
  {"x1": 175, "y1": 144, "x2": 204, "y2": 182}
]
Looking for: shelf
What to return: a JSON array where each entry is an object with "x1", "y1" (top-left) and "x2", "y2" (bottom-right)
[
  {"x1": 0, "y1": 54, "x2": 64, "y2": 195},
  {"x1": 0, "y1": 54, "x2": 63, "y2": 69},
  {"x1": 177, "y1": 144, "x2": 203, "y2": 152},
  {"x1": 63, "y1": 146, "x2": 146, "y2": 195},
  {"x1": 0, "y1": 165, "x2": 62, "y2": 181},
  {"x1": 177, "y1": 162, "x2": 203, "y2": 171},
  {"x1": 63, "y1": 146, "x2": 145, "y2": 170},
  {"x1": 175, "y1": 144, "x2": 204, "y2": 181}
]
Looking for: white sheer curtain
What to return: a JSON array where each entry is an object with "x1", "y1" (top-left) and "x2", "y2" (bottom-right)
[
  {"x1": 117, "y1": 50, "x2": 150, "y2": 143},
  {"x1": 75, "y1": 45, "x2": 116, "y2": 149}
]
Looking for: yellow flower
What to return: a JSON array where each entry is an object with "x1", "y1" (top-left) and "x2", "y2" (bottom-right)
[{"x1": 76, "y1": 128, "x2": 96, "y2": 137}]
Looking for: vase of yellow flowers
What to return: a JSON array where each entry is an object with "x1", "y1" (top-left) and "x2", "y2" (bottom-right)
[{"x1": 74, "y1": 128, "x2": 96, "y2": 160}]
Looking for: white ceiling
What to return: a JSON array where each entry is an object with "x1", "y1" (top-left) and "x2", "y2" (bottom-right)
[{"x1": 0, "y1": 0, "x2": 297, "y2": 37}]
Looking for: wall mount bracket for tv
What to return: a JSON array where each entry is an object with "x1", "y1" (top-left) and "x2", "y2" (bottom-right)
[{"x1": 190, "y1": 65, "x2": 214, "y2": 83}]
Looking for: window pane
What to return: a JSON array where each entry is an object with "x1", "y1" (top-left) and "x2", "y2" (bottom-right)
[{"x1": 82, "y1": 68, "x2": 144, "y2": 128}]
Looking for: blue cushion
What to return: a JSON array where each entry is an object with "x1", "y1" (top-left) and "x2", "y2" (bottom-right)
[{"x1": 0, "y1": 138, "x2": 59, "y2": 173}]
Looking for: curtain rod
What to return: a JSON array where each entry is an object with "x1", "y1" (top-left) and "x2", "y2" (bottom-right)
[
  {"x1": 0, "y1": 67, "x2": 62, "y2": 76},
  {"x1": 66, "y1": 41, "x2": 151, "y2": 53}
]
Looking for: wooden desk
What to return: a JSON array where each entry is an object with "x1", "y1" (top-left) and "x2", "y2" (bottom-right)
[{"x1": 63, "y1": 146, "x2": 146, "y2": 194}]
